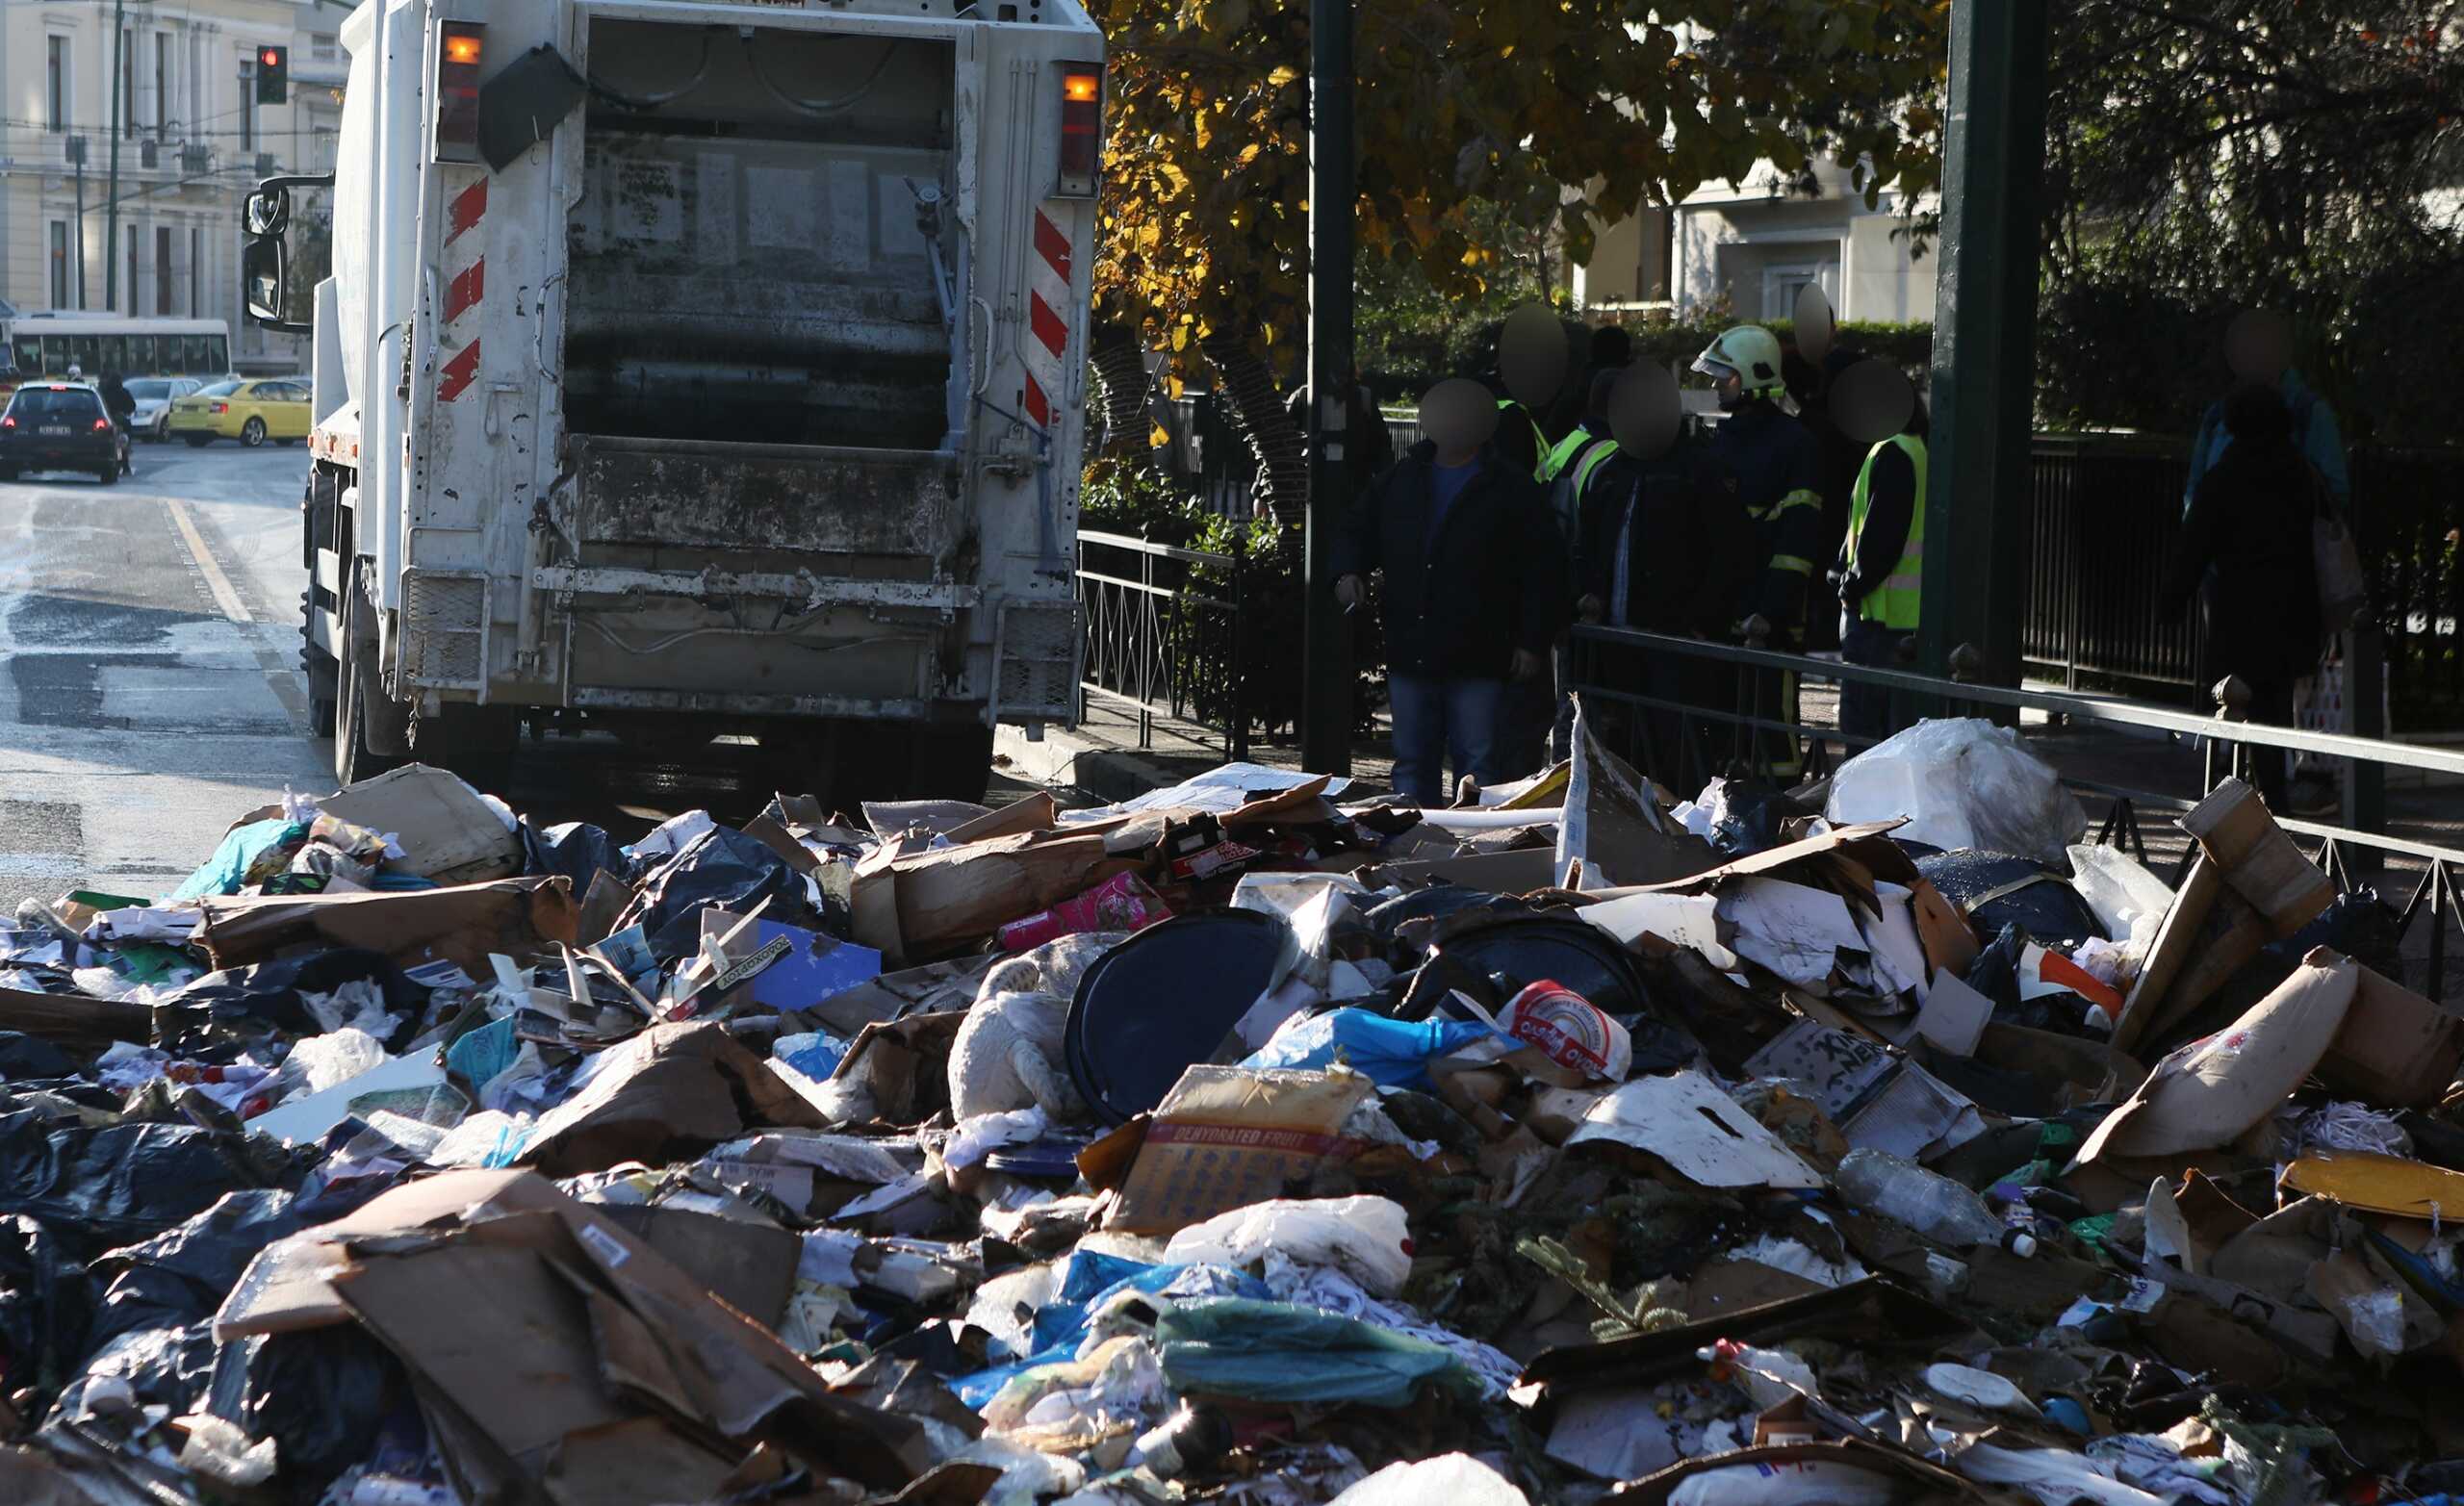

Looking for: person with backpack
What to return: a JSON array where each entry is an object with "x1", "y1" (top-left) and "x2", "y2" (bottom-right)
[
  {"x1": 2161, "y1": 383, "x2": 2323, "y2": 811},
  {"x1": 2183, "y1": 309, "x2": 2353, "y2": 810}
]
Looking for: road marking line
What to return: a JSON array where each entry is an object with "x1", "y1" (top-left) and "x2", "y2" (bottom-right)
[{"x1": 165, "y1": 498, "x2": 253, "y2": 624}]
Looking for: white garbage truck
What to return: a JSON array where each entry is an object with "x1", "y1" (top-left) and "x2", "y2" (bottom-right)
[{"x1": 244, "y1": 0, "x2": 1102, "y2": 801}]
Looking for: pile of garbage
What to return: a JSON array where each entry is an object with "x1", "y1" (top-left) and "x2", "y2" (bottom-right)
[{"x1": 3, "y1": 713, "x2": 2461, "y2": 1506}]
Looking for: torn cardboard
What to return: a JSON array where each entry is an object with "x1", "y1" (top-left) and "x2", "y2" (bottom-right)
[
  {"x1": 319, "y1": 764, "x2": 521, "y2": 885},
  {"x1": 197, "y1": 877, "x2": 578, "y2": 989},
  {"x1": 517, "y1": 1021, "x2": 829, "y2": 1176},
  {"x1": 2078, "y1": 949, "x2": 2357, "y2": 1164},
  {"x1": 1104, "y1": 1065, "x2": 1373, "y2": 1236}
]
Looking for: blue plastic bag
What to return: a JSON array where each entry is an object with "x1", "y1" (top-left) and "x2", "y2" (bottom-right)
[
  {"x1": 168, "y1": 820, "x2": 304, "y2": 902},
  {"x1": 1151, "y1": 1297, "x2": 1477, "y2": 1407},
  {"x1": 1239, "y1": 1008, "x2": 1501, "y2": 1091}
]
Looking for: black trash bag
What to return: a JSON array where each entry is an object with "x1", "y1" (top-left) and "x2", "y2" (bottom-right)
[
  {"x1": 0, "y1": 1110, "x2": 279, "y2": 1258},
  {"x1": 0, "y1": 1031, "x2": 81, "y2": 1080},
  {"x1": 1961, "y1": 921, "x2": 2106, "y2": 1040},
  {"x1": 627, "y1": 826, "x2": 827, "y2": 962},
  {"x1": 0, "y1": 1215, "x2": 95, "y2": 1416},
  {"x1": 219, "y1": 1325, "x2": 408, "y2": 1494},
  {"x1": 1702, "y1": 778, "x2": 1813, "y2": 858},
  {"x1": 521, "y1": 818, "x2": 641, "y2": 891},
  {"x1": 1917, "y1": 848, "x2": 2104, "y2": 952},
  {"x1": 80, "y1": 1188, "x2": 372, "y2": 1360},
  {"x1": 157, "y1": 948, "x2": 428, "y2": 1051},
  {"x1": 43, "y1": 1320, "x2": 219, "y2": 1424}
]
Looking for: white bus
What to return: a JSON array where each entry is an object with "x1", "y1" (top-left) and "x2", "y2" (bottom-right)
[{"x1": 2, "y1": 315, "x2": 232, "y2": 385}]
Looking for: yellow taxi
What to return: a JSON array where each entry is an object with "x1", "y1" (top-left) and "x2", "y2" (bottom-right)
[{"x1": 167, "y1": 377, "x2": 312, "y2": 447}]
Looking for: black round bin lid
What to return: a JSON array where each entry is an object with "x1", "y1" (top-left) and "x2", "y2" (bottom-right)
[{"x1": 1065, "y1": 908, "x2": 1294, "y2": 1126}]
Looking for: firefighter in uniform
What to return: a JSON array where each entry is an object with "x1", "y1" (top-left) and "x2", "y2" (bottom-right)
[{"x1": 1695, "y1": 325, "x2": 1823, "y2": 779}]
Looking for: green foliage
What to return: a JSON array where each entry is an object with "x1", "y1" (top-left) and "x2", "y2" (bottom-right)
[{"x1": 2034, "y1": 0, "x2": 2464, "y2": 445}]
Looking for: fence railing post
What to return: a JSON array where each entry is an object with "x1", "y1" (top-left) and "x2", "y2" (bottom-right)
[{"x1": 1229, "y1": 534, "x2": 1249, "y2": 763}]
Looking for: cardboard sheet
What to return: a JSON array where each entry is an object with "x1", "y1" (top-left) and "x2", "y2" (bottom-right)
[
  {"x1": 2078, "y1": 950, "x2": 2357, "y2": 1164},
  {"x1": 197, "y1": 876, "x2": 578, "y2": 988},
  {"x1": 517, "y1": 1020, "x2": 829, "y2": 1176},
  {"x1": 1721, "y1": 878, "x2": 1867, "y2": 988},
  {"x1": 1105, "y1": 1065, "x2": 1373, "y2": 1235},
  {"x1": 319, "y1": 763, "x2": 520, "y2": 885},
  {"x1": 2280, "y1": 1150, "x2": 2464, "y2": 1220}
]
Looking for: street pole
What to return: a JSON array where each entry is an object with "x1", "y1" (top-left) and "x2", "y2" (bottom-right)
[
  {"x1": 74, "y1": 155, "x2": 89, "y2": 309},
  {"x1": 1300, "y1": 0, "x2": 1355, "y2": 776},
  {"x1": 105, "y1": 0, "x2": 124, "y2": 311},
  {"x1": 1916, "y1": 0, "x2": 2048, "y2": 690}
]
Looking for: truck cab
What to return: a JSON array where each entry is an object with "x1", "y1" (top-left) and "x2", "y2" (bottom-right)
[{"x1": 248, "y1": 0, "x2": 1100, "y2": 803}]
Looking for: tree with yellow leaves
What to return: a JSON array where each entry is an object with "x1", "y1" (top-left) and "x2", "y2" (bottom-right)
[{"x1": 1085, "y1": 0, "x2": 1947, "y2": 520}]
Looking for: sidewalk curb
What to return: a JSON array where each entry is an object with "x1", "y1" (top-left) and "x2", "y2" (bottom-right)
[{"x1": 993, "y1": 722, "x2": 1188, "y2": 804}]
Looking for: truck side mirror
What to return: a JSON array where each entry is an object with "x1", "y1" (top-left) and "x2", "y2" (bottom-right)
[
  {"x1": 244, "y1": 236, "x2": 291, "y2": 326},
  {"x1": 244, "y1": 186, "x2": 290, "y2": 238}
]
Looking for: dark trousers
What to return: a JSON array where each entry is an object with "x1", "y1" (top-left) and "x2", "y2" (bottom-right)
[{"x1": 1840, "y1": 616, "x2": 1909, "y2": 747}]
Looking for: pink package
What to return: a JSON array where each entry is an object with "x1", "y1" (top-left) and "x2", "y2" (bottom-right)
[{"x1": 996, "y1": 871, "x2": 1170, "y2": 952}]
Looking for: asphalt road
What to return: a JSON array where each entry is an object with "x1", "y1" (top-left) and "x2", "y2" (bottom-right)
[{"x1": 0, "y1": 441, "x2": 1051, "y2": 902}]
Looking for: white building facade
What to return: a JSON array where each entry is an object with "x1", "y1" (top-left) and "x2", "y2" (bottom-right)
[
  {"x1": 0, "y1": 0, "x2": 344, "y2": 370},
  {"x1": 1576, "y1": 158, "x2": 1936, "y2": 326}
]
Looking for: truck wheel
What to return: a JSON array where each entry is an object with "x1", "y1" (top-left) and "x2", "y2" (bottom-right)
[
  {"x1": 241, "y1": 418, "x2": 268, "y2": 447},
  {"x1": 334, "y1": 565, "x2": 410, "y2": 785},
  {"x1": 299, "y1": 589, "x2": 340, "y2": 729},
  {"x1": 414, "y1": 703, "x2": 522, "y2": 795}
]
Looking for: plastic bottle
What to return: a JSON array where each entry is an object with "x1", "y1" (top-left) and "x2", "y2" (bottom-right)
[
  {"x1": 1129, "y1": 1402, "x2": 1234, "y2": 1478},
  {"x1": 1834, "y1": 1148, "x2": 2038, "y2": 1258}
]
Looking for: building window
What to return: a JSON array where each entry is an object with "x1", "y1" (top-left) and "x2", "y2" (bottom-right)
[
  {"x1": 241, "y1": 67, "x2": 256, "y2": 152},
  {"x1": 157, "y1": 227, "x2": 173, "y2": 314},
  {"x1": 155, "y1": 34, "x2": 169, "y2": 136},
  {"x1": 311, "y1": 32, "x2": 338, "y2": 62},
  {"x1": 190, "y1": 227, "x2": 203, "y2": 316},
  {"x1": 121, "y1": 32, "x2": 137, "y2": 134},
  {"x1": 1760, "y1": 258, "x2": 1839, "y2": 322},
  {"x1": 47, "y1": 37, "x2": 68, "y2": 133},
  {"x1": 188, "y1": 32, "x2": 202, "y2": 132},
  {"x1": 126, "y1": 243, "x2": 139, "y2": 317},
  {"x1": 49, "y1": 221, "x2": 69, "y2": 308}
]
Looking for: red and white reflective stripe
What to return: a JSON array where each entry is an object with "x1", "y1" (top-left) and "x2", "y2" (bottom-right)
[
  {"x1": 1022, "y1": 208, "x2": 1071, "y2": 428},
  {"x1": 436, "y1": 175, "x2": 486, "y2": 402}
]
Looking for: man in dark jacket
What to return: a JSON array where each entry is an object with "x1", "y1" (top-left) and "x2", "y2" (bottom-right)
[
  {"x1": 2162, "y1": 382, "x2": 2323, "y2": 811},
  {"x1": 1335, "y1": 378, "x2": 1566, "y2": 804},
  {"x1": 1574, "y1": 369, "x2": 1757, "y2": 783}
]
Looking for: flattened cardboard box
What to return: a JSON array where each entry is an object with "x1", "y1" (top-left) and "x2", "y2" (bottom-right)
[
  {"x1": 1105, "y1": 1064, "x2": 1373, "y2": 1236},
  {"x1": 197, "y1": 876, "x2": 578, "y2": 989}
]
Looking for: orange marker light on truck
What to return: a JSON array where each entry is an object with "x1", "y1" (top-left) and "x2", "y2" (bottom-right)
[
  {"x1": 434, "y1": 21, "x2": 486, "y2": 162},
  {"x1": 1056, "y1": 63, "x2": 1101, "y2": 197}
]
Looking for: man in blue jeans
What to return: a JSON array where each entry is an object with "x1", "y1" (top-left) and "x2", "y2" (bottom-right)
[{"x1": 1333, "y1": 378, "x2": 1565, "y2": 804}]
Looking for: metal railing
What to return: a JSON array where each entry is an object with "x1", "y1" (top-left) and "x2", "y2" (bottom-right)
[
  {"x1": 1075, "y1": 527, "x2": 1249, "y2": 759},
  {"x1": 1566, "y1": 622, "x2": 2464, "y2": 997}
]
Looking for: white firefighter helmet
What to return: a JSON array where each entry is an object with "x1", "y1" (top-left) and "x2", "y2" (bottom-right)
[{"x1": 1690, "y1": 325, "x2": 1785, "y2": 400}]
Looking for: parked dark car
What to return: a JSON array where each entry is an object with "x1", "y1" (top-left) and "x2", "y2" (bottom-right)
[{"x1": 0, "y1": 383, "x2": 123, "y2": 484}]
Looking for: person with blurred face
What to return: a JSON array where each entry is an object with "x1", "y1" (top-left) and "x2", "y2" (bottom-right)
[
  {"x1": 1826, "y1": 360, "x2": 1931, "y2": 745},
  {"x1": 2162, "y1": 382, "x2": 2323, "y2": 812},
  {"x1": 1333, "y1": 378, "x2": 1567, "y2": 805},
  {"x1": 1572, "y1": 364, "x2": 1756, "y2": 780},
  {"x1": 1694, "y1": 324, "x2": 1824, "y2": 777}
]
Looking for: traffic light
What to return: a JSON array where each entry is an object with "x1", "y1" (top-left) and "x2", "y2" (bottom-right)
[{"x1": 255, "y1": 45, "x2": 288, "y2": 105}]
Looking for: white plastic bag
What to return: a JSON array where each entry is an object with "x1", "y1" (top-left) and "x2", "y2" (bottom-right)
[
  {"x1": 1827, "y1": 718, "x2": 2086, "y2": 864},
  {"x1": 281, "y1": 1029, "x2": 388, "y2": 1098},
  {"x1": 1329, "y1": 1454, "x2": 1528, "y2": 1506},
  {"x1": 1163, "y1": 1195, "x2": 1413, "y2": 1296}
]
